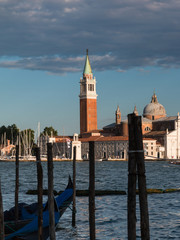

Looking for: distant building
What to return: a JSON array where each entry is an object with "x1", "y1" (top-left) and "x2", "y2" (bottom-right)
[
  {"x1": 103, "y1": 92, "x2": 180, "y2": 159},
  {"x1": 80, "y1": 135, "x2": 128, "y2": 160},
  {"x1": 0, "y1": 140, "x2": 15, "y2": 158},
  {"x1": 40, "y1": 135, "x2": 72, "y2": 159},
  {"x1": 144, "y1": 114, "x2": 180, "y2": 159}
]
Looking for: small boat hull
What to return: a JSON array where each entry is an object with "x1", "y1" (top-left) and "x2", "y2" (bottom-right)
[{"x1": 4, "y1": 176, "x2": 73, "y2": 240}]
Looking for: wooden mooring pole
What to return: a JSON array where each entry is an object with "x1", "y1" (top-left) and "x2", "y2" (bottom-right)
[
  {"x1": 15, "y1": 145, "x2": 19, "y2": 223},
  {"x1": 134, "y1": 116, "x2": 150, "y2": 240},
  {"x1": 128, "y1": 113, "x2": 150, "y2": 240},
  {"x1": 128, "y1": 114, "x2": 137, "y2": 240},
  {"x1": 36, "y1": 147, "x2": 43, "y2": 240},
  {"x1": 89, "y1": 141, "x2": 96, "y2": 240},
  {"x1": 72, "y1": 146, "x2": 76, "y2": 227},
  {"x1": 0, "y1": 179, "x2": 4, "y2": 240},
  {"x1": 47, "y1": 143, "x2": 56, "y2": 240}
]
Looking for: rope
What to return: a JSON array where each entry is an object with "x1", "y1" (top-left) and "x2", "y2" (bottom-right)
[
  {"x1": 5, "y1": 223, "x2": 16, "y2": 232},
  {"x1": 68, "y1": 205, "x2": 76, "y2": 214}
]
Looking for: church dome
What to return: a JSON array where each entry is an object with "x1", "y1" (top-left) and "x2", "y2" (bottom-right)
[{"x1": 143, "y1": 93, "x2": 166, "y2": 120}]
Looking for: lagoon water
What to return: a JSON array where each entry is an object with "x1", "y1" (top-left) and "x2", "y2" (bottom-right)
[{"x1": 1, "y1": 161, "x2": 180, "y2": 239}]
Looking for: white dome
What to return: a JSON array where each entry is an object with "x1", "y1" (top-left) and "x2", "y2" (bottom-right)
[
  {"x1": 143, "y1": 93, "x2": 166, "y2": 117},
  {"x1": 143, "y1": 102, "x2": 166, "y2": 116}
]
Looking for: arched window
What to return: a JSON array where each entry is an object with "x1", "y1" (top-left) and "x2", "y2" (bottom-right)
[{"x1": 145, "y1": 127, "x2": 151, "y2": 131}]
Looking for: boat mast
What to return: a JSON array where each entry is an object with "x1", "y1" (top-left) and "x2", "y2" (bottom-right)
[
  {"x1": 11, "y1": 128, "x2": 13, "y2": 145},
  {"x1": 37, "y1": 122, "x2": 40, "y2": 147},
  {"x1": 63, "y1": 128, "x2": 65, "y2": 157}
]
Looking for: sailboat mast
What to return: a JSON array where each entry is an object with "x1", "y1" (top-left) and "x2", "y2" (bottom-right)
[
  {"x1": 37, "y1": 122, "x2": 40, "y2": 147},
  {"x1": 11, "y1": 128, "x2": 13, "y2": 145},
  {"x1": 4, "y1": 132, "x2": 6, "y2": 148},
  {"x1": 63, "y1": 128, "x2": 65, "y2": 157}
]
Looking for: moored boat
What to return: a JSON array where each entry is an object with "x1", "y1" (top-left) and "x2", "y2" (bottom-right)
[
  {"x1": 169, "y1": 160, "x2": 180, "y2": 165},
  {"x1": 4, "y1": 176, "x2": 73, "y2": 240}
]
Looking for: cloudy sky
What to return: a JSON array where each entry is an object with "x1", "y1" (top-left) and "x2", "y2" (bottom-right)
[{"x1": 0, "y1": 0, "x2": 180, "y2": 136}]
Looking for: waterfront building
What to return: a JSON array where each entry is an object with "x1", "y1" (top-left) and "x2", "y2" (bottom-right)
[
  {"x1": 143, "y1": 138, "x2": 163, "y2": 159},
  {"x1": 145, "y1": 114, "x2": 180, "y2": 159},
  {"x1": 164, "y1": 117, "x2": 180, "y2": 159},
  {"x1": 101, "y1": 92, "x2": 180, "y2": 159},
  {"x1": 39, "y1": 134, "x2": 161, "y2": 160},
  {"x1": 40, "y1": 135, "x2": 72, "y2": 159},
  {"x1": 0, "y1": 140, "x2": 15, "y2": 158},
  {"x1": 80, "y1": 136, "x2": 128, "y2": 160},
  {"x1": 79, "y1": 136, "x2": 159, "y2": 160}
]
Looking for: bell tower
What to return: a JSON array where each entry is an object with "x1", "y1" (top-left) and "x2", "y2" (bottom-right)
[
  {"x1": 79, "y1": 50, "x2": 98, "y2": 134},
  {"x1": 115, "y1": 106, "x2": 121, "y2": 125}
]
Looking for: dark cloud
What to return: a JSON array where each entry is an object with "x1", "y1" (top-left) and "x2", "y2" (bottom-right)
[{"x1": 0, "y1": 0, "x2": 180, "y2": 73}]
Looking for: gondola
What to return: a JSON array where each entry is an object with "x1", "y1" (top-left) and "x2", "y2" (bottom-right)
[{"x1": 4, "y1": 176, "x2": 73, "y2": 240}]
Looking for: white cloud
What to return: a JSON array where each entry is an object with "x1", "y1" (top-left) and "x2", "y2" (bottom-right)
[
  {"x1": 117, "y1": 69, "x2": 126, "y2": 73},
  {"x1": 64, "y1": 7, "x2": 77, "y2": 13}
]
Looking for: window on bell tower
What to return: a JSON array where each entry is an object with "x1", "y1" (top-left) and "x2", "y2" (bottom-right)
[
  {"x1": 88, "y1": 84, "x2": 94, "y2": 91},
  {"x1": 82, "y1": 85, "x2": 86, "y2": 92}
]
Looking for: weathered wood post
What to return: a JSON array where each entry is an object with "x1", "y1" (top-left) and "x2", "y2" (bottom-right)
[
  {"x1": 128, "y1": 113, "x2": 150, "y2": 240},
  {"x1": 128, "y1": 114, "x2": 137, "y2": 240},
  {"x1": 47, "y1": 143, "x2": 56, "y2": 240},
  {"x1": 36, "y1": 147, "x2": 43, "y2": 240},
  {"x1": 0, "y1": 179, "x2": 4, "y2": 240},
  {"x1": 15, "y1": 145, "x2": 19, "y2": 223},
  {"x1": 72, "y1": 146, "x2": 76, "y2": 227},
  {"x1": 134, "y1": 116, "x2": 150, "y2": 240},
  {"x1": 89, "y1": 141, "x2": 96, "y2": 240}
]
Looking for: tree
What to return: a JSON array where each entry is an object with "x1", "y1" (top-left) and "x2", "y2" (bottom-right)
[
  {"x1": 41, "y1": 126, "x2": 58, "y2": 137},
  {"x1": 7, "y1": 124, "x2": 19, "y2": 144},
  {"x1": 0, "y1": 124, "x2": 19, "y2": 145}
]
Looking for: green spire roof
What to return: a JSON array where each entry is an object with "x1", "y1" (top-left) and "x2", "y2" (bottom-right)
[{"x1": 83, "y1": 49, "x2": 92, "y2": 74}]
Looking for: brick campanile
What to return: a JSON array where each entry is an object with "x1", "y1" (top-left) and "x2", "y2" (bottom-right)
[{"x1": 79, "y1": 49, "x2": 98, "y2": 134}]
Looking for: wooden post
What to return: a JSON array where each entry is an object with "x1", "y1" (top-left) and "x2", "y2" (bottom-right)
[
  {"x1": 15, "y1": 145, "x2": 19, "y2": 223},
  {"x1": 36, "y1": 147, "x2": 43, "y2": 240},
  {"x1": 89, "y1": 141, "x2": 96, "y2": 240},
  {"x1": 134, "y1": 116, "x2": 150, "y2": 240},
  {"x1": 47, "y1": 143, "x2": 56, "y2": 240},
  {"x1": 128, "y1": 114, "x2": 137, "y2": 240},
  {"x1": 72, "y1": 146, "x2": 76, "y2": 227},
  {"x1": 0, "y1": 179, "x2": 4, "y2": 240}
]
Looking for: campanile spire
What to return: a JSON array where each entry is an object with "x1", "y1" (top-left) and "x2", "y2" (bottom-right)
[{"x1": 83, "y1": 49, "x2": 92, "y2": 76}]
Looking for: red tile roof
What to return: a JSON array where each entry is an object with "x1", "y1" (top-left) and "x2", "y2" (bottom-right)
[{"x1": 80, "y1": 136, "x2": 128, "y2": 142}]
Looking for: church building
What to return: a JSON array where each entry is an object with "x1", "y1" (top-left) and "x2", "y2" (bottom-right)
[{"x1": 50, "y1": 51, "x2": 180, "y2": 160}]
